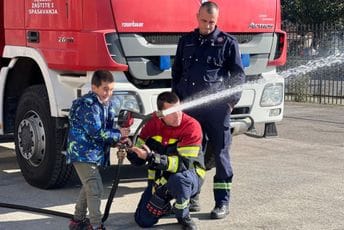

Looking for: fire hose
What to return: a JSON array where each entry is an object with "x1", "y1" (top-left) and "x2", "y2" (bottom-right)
[{"x1": 0, "y1": 109, "x2": 156, "y2": 223}]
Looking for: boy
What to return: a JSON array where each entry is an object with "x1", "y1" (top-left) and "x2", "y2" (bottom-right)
[{"x1": 66, "y1": 70, "x2": 129, "y2": 230}]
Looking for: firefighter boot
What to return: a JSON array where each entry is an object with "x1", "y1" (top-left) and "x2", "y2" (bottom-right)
[
  {"x1": 189, "y1": 194, "x2": 201, "y2": 212},
  {"x1": 210, "y1": 204, "x2": 229, "y2": 219},
  {"x1": 177, "y1": 215, "x2": 198, "y2": 230}
]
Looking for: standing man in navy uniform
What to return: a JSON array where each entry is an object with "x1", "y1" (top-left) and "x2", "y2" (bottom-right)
[{"x1": 172, "y1": 1, "x2": 245, "y2": 219}]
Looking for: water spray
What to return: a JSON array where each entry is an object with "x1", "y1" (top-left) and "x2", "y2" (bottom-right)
[
  {"x1": 155, "y1": 110, "x2": 165, "y2": 118},
  {"x1": 279, "y1": 52, "x2": 344, "y2": 79},
  {"x1": 162, "y1": 79, "x2": 265, "y2": 116},
  {"x1": 159, "y1": 52, "x2": 344, "y2": 117}
]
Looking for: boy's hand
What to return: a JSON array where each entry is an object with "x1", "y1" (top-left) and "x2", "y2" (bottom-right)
[{"x1": 119, "y1": 127, "x2": 130, "y2": 137}]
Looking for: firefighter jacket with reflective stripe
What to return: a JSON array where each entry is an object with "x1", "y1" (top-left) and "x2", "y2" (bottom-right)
[
  {"x1": 66, "y1": 92, "x2": 121, "y2": 166},
  {"x1": 127, "y1": 112, "x2": 206, "y2": 182}
]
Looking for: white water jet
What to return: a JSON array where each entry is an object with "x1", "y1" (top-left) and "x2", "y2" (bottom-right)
[
  {"x1": 279, "y1": 52, "x2": 344, "y2": 79},
  {"x1": 161, "y1": 52, "x2": 344, "y2": 116},
  {"x1": 162, "y1": 79, "x2": 265, "y2": 116}
]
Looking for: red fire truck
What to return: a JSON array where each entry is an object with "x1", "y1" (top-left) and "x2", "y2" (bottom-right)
[{"x1": 0, "y1": 0, "x2": 287, "y2": 189}]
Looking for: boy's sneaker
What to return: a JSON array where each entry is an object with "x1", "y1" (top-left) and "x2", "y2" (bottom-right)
[
  {"x1": 85, "y1": 223, "x2": 106, "y2": 230},
  {"x1": 69, "y1": 218, "x2": 90, "y2": 230},
  {"x1": 92, "y1": 224, "x2": 106, "y2": 230}
]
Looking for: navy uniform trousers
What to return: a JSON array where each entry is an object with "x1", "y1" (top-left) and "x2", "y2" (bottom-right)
[{"x1": 188, "y1": 106, "x2": 233, "y2": 207}]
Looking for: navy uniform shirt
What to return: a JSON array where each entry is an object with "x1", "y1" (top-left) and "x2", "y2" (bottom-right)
[{"x1": 172, "y1": 27, "x2": 245, "y2": 111}]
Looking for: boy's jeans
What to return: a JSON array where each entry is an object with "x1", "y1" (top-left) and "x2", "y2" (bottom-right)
[{"x1": 73, "y1": 162, "x2": 104, "y2": 226}]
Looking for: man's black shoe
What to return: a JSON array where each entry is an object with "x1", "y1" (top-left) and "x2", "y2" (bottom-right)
[
  {"x1": 189, "y1": 194, "x2": 201, "y2": 212},
  {"x1": 177, "y1": 215, "x2": 198, "y2": 230},
  {"x1": 210, "y1": 204, "x2": 229, "y2": 219}
]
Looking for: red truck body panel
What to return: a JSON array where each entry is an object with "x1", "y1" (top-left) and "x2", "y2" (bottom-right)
[
  {"x1": 0, "y1": 0, "x2": 3, "y2": 55},
  {"x1": 112, "y1": 0, "x2": 277, "y2": 33},
  {"x1": 3, "y1": 0, "x2": 26, "y2": 47},
  {"x1": 1, "y1": 0, "x2": 286, "y2": 70},
  {"x1": 3, "y1": 0, "x2": 127, "y2": 71}
]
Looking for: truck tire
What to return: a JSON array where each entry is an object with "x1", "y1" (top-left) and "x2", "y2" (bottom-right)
[{"x1": 14, "y1": 85, "x2": 73, "y2": 189}]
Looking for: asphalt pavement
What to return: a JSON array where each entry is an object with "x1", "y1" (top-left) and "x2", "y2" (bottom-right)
[{"x1": 0, "y1": 102, "x2": 343, "y2": 230}]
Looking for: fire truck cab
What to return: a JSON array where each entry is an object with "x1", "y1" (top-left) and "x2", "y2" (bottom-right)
[{"x1": 0, "y1": 0, "x2": 287, "y2": 189}]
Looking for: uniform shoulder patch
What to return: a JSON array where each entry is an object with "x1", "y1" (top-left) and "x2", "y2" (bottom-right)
[{"x1": 217, "y1": 37, "x2": 225, "y2": 43}]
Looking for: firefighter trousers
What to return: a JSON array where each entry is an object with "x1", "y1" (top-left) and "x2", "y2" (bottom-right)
[{"x1": 134, "y1": 169, "x2": 201, "y2": 228}]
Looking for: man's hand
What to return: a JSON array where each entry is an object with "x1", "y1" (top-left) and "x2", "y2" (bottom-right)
[
  {"x1": 119, "y1": 137, "x2": 132, "y2": 148},
  {"x1": 129, "y1": 146, "x2": 150, "y2": 160},
  {"x1": 227, "y1": 103, "x2": 233, "y2": 113}
]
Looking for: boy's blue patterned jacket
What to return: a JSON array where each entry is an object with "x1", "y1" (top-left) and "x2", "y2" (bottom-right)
[{"x1": 66, "y1": 92, "x2": 121, "y2": 166}]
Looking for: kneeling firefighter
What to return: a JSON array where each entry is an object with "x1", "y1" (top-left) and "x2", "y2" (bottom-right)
[{"x1": 127, "y1": 92, "x2": 206, "y2": 230}]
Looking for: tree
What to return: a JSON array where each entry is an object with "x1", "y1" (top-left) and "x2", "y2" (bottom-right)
[{"x1": 281, "y1": 0, "x2": 344, "y2": 25}]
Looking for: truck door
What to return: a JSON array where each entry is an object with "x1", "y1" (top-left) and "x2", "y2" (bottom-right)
[
  {"x1": 24, "y1": 0, "x2": 82, "y2": 48},
  {"x1": 0, "y1": 0, "x2": 4, "y2": 55}
]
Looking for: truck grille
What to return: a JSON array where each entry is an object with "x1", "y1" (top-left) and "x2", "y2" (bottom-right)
[{"x1": 141, "y1": 33, "x2": 255, "y2": 45}]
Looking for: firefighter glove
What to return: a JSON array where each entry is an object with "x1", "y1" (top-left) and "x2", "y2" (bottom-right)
[{"x1": 147, "y1": 153, "x2": 168, "y2": 170}]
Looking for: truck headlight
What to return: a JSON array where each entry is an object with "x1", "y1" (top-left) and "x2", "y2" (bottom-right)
[
  {"x1": 111, "y1": 91, "x2": 142, "y2": 114},
  {"x1": 260, "y1": 83, "x2": 283, "y2": 107}
]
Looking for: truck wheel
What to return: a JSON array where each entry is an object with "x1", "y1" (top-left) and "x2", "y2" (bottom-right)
[{"x1": 14, "y1": 85, "x2": 73, "y2": 189}]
